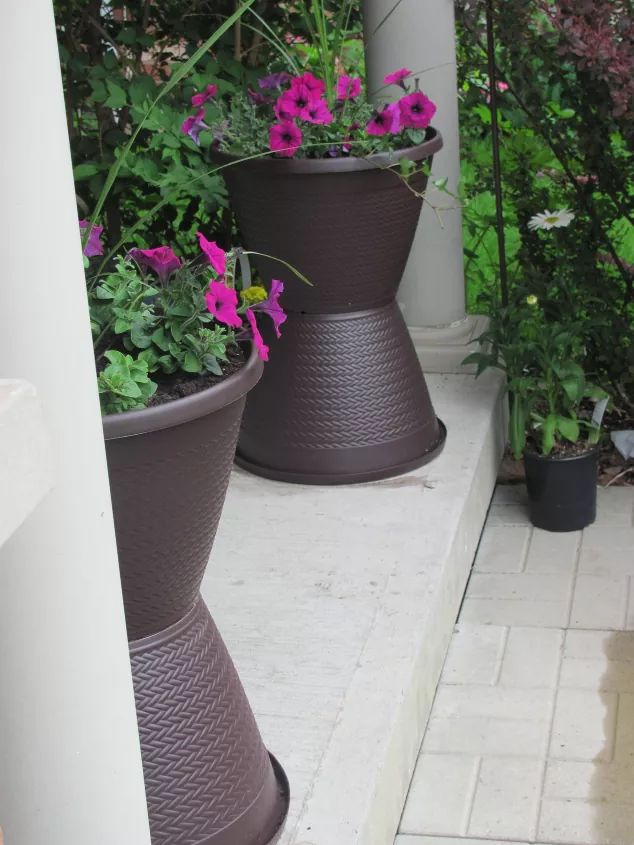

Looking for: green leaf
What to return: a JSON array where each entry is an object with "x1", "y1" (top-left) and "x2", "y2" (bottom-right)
[
  {"x1": 105, "y1": 80, "x2": 127, "y2": 109},
  {"x1": 183, "y1": 352, "x2": 202, "y2": 373},
  {"x1": 557, "y1": 416, "x2": 580, "y2": 443},
  {"x1": 74, "y1": 162, "x2": 101, "y2": 181},
  {"x1": 87, "y1": 0, "x2": 257, "y2": 238},
  {"x1": 130, "y1": 323, "x2": 153, "y2": 349}
]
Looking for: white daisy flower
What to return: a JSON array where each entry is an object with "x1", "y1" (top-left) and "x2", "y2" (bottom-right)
[{"x1": 528, "y1": 209, "x2": 575, "y2": 230}]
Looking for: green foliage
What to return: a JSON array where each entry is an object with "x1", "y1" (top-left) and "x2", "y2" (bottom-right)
[
  {"x1": 456, "y1": 2, "x2": 634, "y2": 409},
  {"x1": 97, "y1": 350, "x2": 157, "y2": 414},
  {"x1": 464, "y1": 295, "x2": 608, "y2": 458},
  {"x1": 55, "y1": 0, "x2": 263, "y2": 252},
  {"x1": 91, "y1": 256, "x2": 238, "y2": 412}
]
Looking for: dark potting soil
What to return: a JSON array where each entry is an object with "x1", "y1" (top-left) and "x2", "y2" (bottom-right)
[{"x1": 145, "y1": 346, "x2": 246, "y2": 408}]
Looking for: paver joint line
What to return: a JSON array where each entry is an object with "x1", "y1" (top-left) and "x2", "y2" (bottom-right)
[{"x1": 399, "y1": 487, "x2": 634, "y2": 845}]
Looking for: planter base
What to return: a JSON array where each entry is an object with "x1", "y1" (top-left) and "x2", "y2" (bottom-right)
[
  {"x1": 130, "y1": 598, "x2": 289, "y2": 845},
  {"x1": 237, "y1": 303, "x2": 446, "y2": 485},
  {"x1": 236, "y1": 419, "x2": 446, "y2": 485}
]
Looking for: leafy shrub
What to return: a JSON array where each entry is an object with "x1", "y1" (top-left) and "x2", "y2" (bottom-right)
[{"x1": 456, "y1": 1, "x2": 633, "y2": 409}]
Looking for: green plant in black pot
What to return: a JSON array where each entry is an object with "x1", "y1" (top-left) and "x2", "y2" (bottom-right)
[{"x1": 465, "y1": 293, "x2": 609, "y2": 532}]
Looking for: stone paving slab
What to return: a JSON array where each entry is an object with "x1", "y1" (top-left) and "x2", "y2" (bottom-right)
[{"x1": 399, "y1": 485, "x2": 634, "y2": 845}]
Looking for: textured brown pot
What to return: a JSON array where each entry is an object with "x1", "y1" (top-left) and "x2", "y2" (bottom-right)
[
  {"x1": 103, "y1": 345, "x2": 289, "y2": 845},
  {"x1": 217, "y1": 130, "x2": 446, "y2": 484}
]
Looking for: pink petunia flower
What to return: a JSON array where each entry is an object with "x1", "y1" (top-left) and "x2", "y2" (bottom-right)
[
  {"x1": 398, "y1": 91, "x2": 436, "y2": 129},
  {"x1": 284, "y1": 32, "x2": 307, "y2": 45},
  {"x1": 181, "y1": 108, "x2": 208, "y2": 145},
  {"x1": 276, "y1": 84, "x2": 319, "y2": 120},
  {"x1": 246, "y1": 308, "x2": 269, "y2": 361},
  {"x1": 269, "y1": 121, "x2": 303, "y2": 157},
  {"x1": 336, "y1": 75, "x2": 362, "y2": 100},
  {"x1": 366, "y1": 103, "x2": 402, "y2": 136},
  {"x1": 197, "y1": 232, "x2": 226, "y2": 277},
  {"x1": 291, "y1": 72, "x2": 326, "y2": 97},
  {"x1": 251, "y1": 279, "x2": 286, "y2": 338},
  {"x1": 383, "y1": 68, "x2": 412, "y2": 88},
  {"x1": 128, "y1": 246, "x2": 181, "y2": 282},
  {"x1": 191, "y1": 84, "x2": 218, "y2": 107},
  {"x1": 304, "y1": 99, "x2": 334, "y2": 125},
  {"x1": 205, "y1": 280, "x2": 243, "y2": 329},
  {"x1": 79, "y1": 219, "x2": 104, "y2": 257}
]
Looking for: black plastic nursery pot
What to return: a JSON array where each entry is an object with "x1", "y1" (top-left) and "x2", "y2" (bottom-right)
[
  {"x1": 215, "y1": 129, "x2": 446, "y2": 485},
  {"x1": 524, "y1": 447, "x2": 599, "y2": 532},
  {"x1": 103, "y1": 345, "x2": 289, "y2": 845}
]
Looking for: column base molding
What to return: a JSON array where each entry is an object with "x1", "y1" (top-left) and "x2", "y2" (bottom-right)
[{"x1": 409, "y1": 314, "x2": 489, "y2": 374}]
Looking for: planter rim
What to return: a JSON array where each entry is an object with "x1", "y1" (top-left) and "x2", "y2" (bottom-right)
[
  {"x1": 103, "y1": 343, "x2": 263, "y2": 440},
  {"x1": 213, "y1": 126, "x2": 443, "y2": 175},
  {"x1": 523, "y1": 444, "x2": 600, "y2": 464}
]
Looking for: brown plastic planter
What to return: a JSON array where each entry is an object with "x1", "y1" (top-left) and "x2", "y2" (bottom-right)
[
  {"x1": 103, "y1": 345, "x2": 289, "y2": 845},
  {"x1": 217, "y1": 130, "x2": 446, "y2": 484}
]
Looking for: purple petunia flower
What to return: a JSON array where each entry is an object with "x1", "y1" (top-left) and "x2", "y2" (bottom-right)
[
  {"x1": 128, "y1": 246, "x2": 181, "y2": 282},
  {"x1": 181, "y1": 108, "x2": 208, "y2": 145},
  {"x1": 366, "y1": 103, "x2": 402, "y2": 136},
  {"x1": 258, "y1": 72, "x2": 292, "y2": 90},
  {"x1": 251, "y1": 279, "x2": 286, "y2": 338},
  {"x1": 79, "y1": 219, "x2": 104, "y2": 257},
  {"x1": 246, "y1": 308, "x2": 269, "y2": 361},
  {"x1": 197, "y1": 232, "x2": 226, "y2": 277},
  {"x1": 398, "y1": 91, "x2": 436, "y2": 129},
  {"x1": 205, "y1": 280, "x2": 243, "y2": 329}
]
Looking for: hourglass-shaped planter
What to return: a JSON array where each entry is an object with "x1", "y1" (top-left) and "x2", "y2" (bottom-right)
[
  {"x1": 216, "y1": 129, "x2": 446, "y2": 484},
  {"x1": 103, "y1": 345, "x2": 289, "y2": 845}
]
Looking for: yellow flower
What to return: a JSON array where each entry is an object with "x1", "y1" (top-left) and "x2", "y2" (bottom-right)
[
  {"x1": 241, "y1": 285, "x2": 268, "y2": 306},
  {"x1": 526, "y1": 295, "x2": 538, "y2": 307}
]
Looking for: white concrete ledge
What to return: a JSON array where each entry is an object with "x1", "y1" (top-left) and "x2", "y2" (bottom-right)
[
  {"x1": 0, "y1": 380, "x2": 52, "y2": 547},
  {"x1": 409, "y1": 315, "x2": 490, "y2": 375},
  {"x1": 203, "y1": 370, "x2": 505, "y2": 845}
]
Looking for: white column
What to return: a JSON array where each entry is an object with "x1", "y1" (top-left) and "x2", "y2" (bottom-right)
[
  {"x1": 364, "y1": 0, "x2": 484, "y2": 371},
  {"x1": 0, "y1": 3, "x2": 151, "y2": 844}
]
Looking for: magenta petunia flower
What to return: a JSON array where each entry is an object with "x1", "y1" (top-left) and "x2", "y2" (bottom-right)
[
  {"x1": 246, "y1": 308, "x2": 269, "y2": 361},
  {"x1": 398, "y1": 91, "x2": 437, "y2": 129},
  {"x1": 79, "y1": 219, "x2": 104, "y2": 258},
  {"x1": 304, "y1": 99, "x2": 334, "y2": 125},
  {"x1": 252, "y1": 279, "x2": 286, "y2": 338},
  {"x1": 259, "y1": 72, "x2": 292, "y2": 90},
  {"x1": 275, "y1": 83, "x2": 319, "y2": 120},
  {"x1": 129, "y1": 246, "x2": 181, "y2": 282},
  {"x1": 197, "y1": 232, "x2": 226, "y2": 277},
  {"x1": 366, "y1": 103, "x2": 402, "y2": 136},
  {"x1": 205, "y1": 280, "x2": 243, "y2": 329},
  {"x1": 191, "y1": 84, "x2": 218, "y2": 107},
  {"x1": 291, "y1": 72, "x2": 326, "y2": 97},
  {"x1": 383, "y1": 68, "x2": 412, "y2": 87},
  {"x1": 269, "y1": 121, "x2": 303, "y2": 157},
  {"x1": 181, "y1": 108, "x2": 208, "y2": 145},
  {"x1": 336, "y1": 75, "x2": 362, "y2": 100}
]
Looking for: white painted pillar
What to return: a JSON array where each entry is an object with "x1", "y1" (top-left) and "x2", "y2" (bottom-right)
[
  {"x1": 0, "y1": 3, "x2": 151, "y2": 844},
  {"x1": 364, "y1": 0, "x2": 484, "y2": 371}
]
